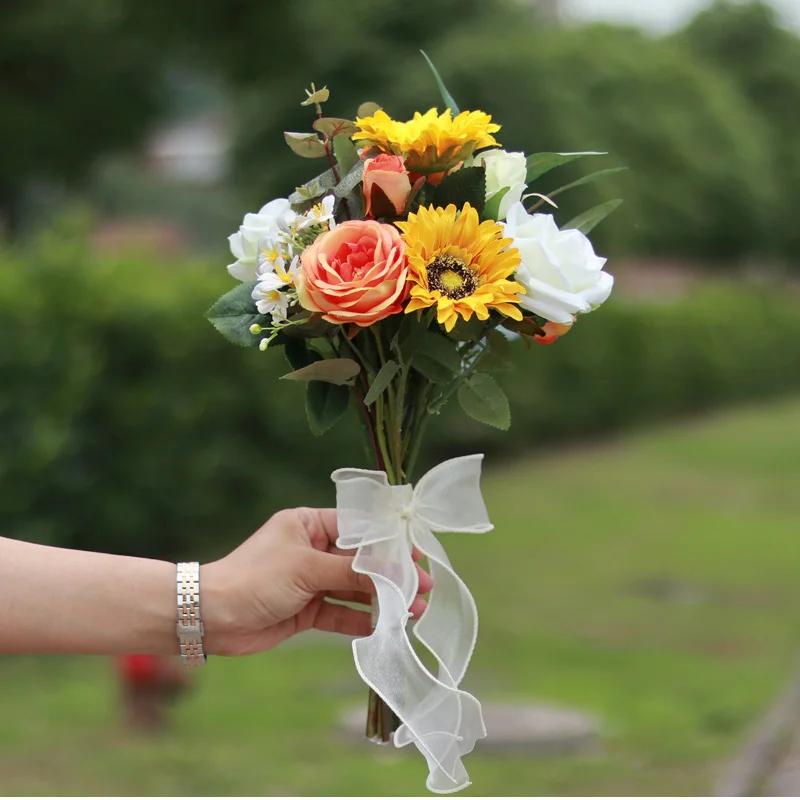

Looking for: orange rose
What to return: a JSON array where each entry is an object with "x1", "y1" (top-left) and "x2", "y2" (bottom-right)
[
  {"x1": 363, "y1": 154, "x2": 412, "y2": 218},
  {"x1": 297, "y1": 220, "x2": 408, "y2": 326}
]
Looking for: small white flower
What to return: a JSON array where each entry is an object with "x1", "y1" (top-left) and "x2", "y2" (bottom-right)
[
  {"x1": 503, "y1": 202, "x2": 613, "y2": 324},
  {"x1": 296, "y1": 195, "x2": 335, "y2": 230},
  {"x1": 252, "y1": 272, "x2": 291, "y2": 320},
  {"x1": 227, "y1": 198, "x2": 296, "y2": 281},
  {"x1": 257, "y1": 236, "x2": 290, "y2": 275},
  {"x1": 474, "y1": 149, "x2": 527, "y2": 221}
]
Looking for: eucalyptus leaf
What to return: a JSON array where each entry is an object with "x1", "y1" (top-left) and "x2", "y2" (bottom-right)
[
  {"x1": 306, "y1": 381, "x2": 349, "y2": 436},
  {"x1": 206, "y1": 282, "x2": 268, "y2": 348},
  {"x1": 284, "y1": 131, "x2": 327, "y2": 159},
  {"x1": 301, "y1": 86, "x2": 330, "y2": 106},
  {"x1": 457, "y1": 373, "x2": 510, "y2": 430},
  {"x1": 420, "y1": 50, "x2": 460, "y2": 115},
  {"x1": 313, "y1": 117, "x2": 358, "y2": 140},
  {"x1": 357, "y1": 101, "x2": 382, "y2": 118},
  {"x1": 564, "y1": 198, "x2": 624, "y2": 235},
  {"x1": 526, "y1": 151, "x2": 607, "y2": 183},
  {"x1": 364, "y1": 360, "x2": 400, "y2": 405},
  {"x1": 281, "y1": 358, "x2": 361, "y2": 385},
  {"x1": 430, "y1": 166, "x2": 486, "y2": 215},
  {"x1": 482, "y1": 186, "x2": 511, "y2": 221}
]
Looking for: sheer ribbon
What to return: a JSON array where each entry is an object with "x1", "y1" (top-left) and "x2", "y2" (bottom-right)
[{"x1": 332, "y1": 454, "x2": 492, "y2": 794}]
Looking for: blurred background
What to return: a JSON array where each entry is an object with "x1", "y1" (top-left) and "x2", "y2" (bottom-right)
[{"x1": 2, "y1": 0, "x2": 800, "y2": 794}]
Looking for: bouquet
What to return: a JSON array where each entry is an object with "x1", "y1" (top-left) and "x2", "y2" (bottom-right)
[{"x1": 207, "y1": 55, "x2": 620, "y2": 793}]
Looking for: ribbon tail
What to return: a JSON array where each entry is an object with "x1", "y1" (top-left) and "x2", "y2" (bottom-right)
[{"x1": 351, "y1": 539, "x2": 481, "y2": 794}]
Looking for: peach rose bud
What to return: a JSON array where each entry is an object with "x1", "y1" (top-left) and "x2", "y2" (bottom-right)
[
  {"x1": 535, "y1": 319, "x2": 574, "y2": 345},
  {"x1": 362, "y1": 154, "x2": 412, "y2": 218}
]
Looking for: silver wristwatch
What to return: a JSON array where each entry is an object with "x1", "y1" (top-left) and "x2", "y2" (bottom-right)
[{"x1": 176, "y1": 561, "x2": 206, "y2": 666}]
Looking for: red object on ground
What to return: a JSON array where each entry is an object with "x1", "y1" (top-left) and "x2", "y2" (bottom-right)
[{"x1": 117, "y1": 654, "x2": 161, "y2": 685}]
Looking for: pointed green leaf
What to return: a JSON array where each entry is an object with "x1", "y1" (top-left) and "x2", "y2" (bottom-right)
[
  {"x1": 549, "y1": 167, "x2": 628, "y2": 199},
  {"x1": 525, "y1": 151, "x2": 606, "y2": 183},
  {"x1": 430, "y1": 166, "x2": 486, "y2": 215},
  {"x1": 457, "y1": 373, "x2": 510, "y2": 430},
  {"x1": 364, "y1": 360, "x2": 400, "y2": 405},
  {"x1": 420, "y1": 50, "x2": 460, "y2": 115},
  {"x1": 333, "y1": 136, "x2": 360, "y2": 175},
  {"x1": 564, "y1": 199, "x2": 624, "y2": 235},
  {"x1": 281, "y1": 358, "x2": 361, "y2": 385},
  {"x1": 306, "y1": 381, "x2": 349, "y2": 436},
  {"x1": 206, "y1": 282, "x2": 268, "y2": 348},
  {"x1": 482, "y1": 186, "x2": 511, "y2": 221}
]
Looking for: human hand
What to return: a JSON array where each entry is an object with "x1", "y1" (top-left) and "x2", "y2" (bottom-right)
[{"x1": 200, "y1": 508, "x2": 432, "y2": 656}]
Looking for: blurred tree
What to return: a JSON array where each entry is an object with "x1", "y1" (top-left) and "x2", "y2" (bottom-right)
[
  {"x1": 0, "y1": 0, "x2": 167, "y2": 233},
  {"x1": 130, "y1": 0, "x2": 532, "y2": 205},
  {"x1": 677, "y1": 1, "x2": 800, "y2": 261},
  {"x1": 425, "y1": 23, "x2": 777, "y2": 259}
]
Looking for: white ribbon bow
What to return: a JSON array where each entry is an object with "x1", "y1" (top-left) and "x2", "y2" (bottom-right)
[{"x1": 333, "y1": 454, "x2": 492, "y2": 794}]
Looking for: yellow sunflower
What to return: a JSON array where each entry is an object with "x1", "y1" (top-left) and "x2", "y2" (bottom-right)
[
  {"x1": 396, "y1": 203, "x2": 524, "y2": 333},
  {"x1": 353, "y1": 108, "x2": 500, "y2": 177}
]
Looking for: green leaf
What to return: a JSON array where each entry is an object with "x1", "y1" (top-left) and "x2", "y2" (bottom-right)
[
  {"x1": 391, "y1": 313, "x2": 429, "y2": 363},
  {"x1": 482, "y1": 186, "x2": 511, "y2": 221},
  {"x1": 413, "y1": 332, "x2": 463, "y2": 383},
  {"x1": 284, "y1": 131, "x2": 327, "y2": 159},
  {"x1": 333, "y1": 136, "x2": 359, "y2": 175},
  {"x1": 281, "y1": 358, "x2": 361, "y2": 385},
  {"x1": 545, "y1": 167, "x2": 628, "y2": 202},
  {"x1": 205, "y1": 282, "x2": 268, "y2": 348},
  {"x1": 313, "y1": 117, "x2": 358, "y2": 140},
  {"x1": 364, "y1": 360, "x2": 400, "y2": 405},
  {"x1": 457, "y1": 373, "x2": 511, "y2": 430},
  {"x1": 484, "y1": 328, "x2": 516, "y2": 373},
  {"x1": 306, "y1": 381, "x2": 349, "y2": 436},
  {"x1": 357, "y1": 101, "x2": 382, "y2": 118},
  {"x1": 447, "y1": 316, "x2": 487, "y2": 342},
  {"x1": 283, "y1": 339, "x2": 312, "y2": 370},
  {"x1": 525, "y1": 151, "x2": 606, "y2": 183},
  {"x1": 420, "y1": 50, "x2": 460, "y2": 115},
  {"x1": 430, "y1": 167, "x2": 486, "y2": 215},
  {"x1": 564, "y1": 199, "x2": 624, "y2": 235}
]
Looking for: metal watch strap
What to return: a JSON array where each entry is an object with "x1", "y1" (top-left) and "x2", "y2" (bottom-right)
[{"x1": 176, "y1": 561, "x2": 206, "y2": 666}]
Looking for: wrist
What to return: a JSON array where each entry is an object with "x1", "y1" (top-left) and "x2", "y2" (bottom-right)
[{"x1": 198, "y1": 560, "x2": 238, "y2": 656}]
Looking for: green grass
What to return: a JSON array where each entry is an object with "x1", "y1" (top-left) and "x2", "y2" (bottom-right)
[{"x1": 2, "y1": 397, "x2": 800, "y2": 795}]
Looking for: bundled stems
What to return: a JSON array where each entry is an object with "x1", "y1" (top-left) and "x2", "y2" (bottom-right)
[{"x1": 341, "y1": 323, "x2": 430, "y2": 742}]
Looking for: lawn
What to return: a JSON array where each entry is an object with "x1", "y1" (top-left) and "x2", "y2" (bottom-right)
[{"x1": 2, "y1": 397, "x2": 800, "y2": 796}]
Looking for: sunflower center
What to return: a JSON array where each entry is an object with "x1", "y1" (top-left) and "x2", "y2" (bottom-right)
[{"x1": 426, "y1": 254, "x2": 477, "y2": 300}]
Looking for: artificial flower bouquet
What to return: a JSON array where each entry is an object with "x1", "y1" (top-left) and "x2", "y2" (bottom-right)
[{"x1": 207, "y1": 57, "x2": 620, "y2": 794}]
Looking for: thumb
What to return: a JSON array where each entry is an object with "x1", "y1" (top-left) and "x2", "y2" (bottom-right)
[{"x1": 302, "y1": 551, "x2": 374, "y2": 595}]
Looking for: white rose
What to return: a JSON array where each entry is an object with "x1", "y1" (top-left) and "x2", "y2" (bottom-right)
[
  {"x1": 474, "y1": 149, "x2": 527, "y2": 221},
  {"x1": 227, "y1": 198, "x2": 295, "y2": 281},
  {"x1": 503, "y1": 202, "x2": 613, "y2": 324}
]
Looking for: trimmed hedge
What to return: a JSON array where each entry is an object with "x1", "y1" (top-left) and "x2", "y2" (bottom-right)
[{"x1": 1, "y1": 237, "x2": 799, "y2": 558}]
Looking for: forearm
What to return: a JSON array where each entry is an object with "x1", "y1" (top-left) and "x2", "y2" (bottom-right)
[{"x1": 0, "y1": 536, "x2": 179, "y2": 656}]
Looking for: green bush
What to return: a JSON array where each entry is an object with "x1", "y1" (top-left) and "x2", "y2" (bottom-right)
[{"x1": 2, "y1": 235, "x2": 799, "y2": 559}]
